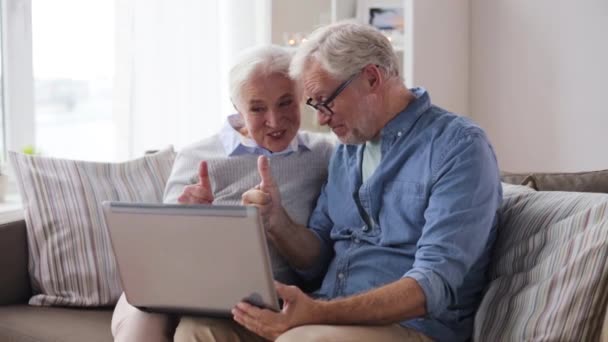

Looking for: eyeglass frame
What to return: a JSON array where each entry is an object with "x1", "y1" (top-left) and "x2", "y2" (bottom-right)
[{"x1": 305, "y1": 71, "x2": 359, "y2": 116}]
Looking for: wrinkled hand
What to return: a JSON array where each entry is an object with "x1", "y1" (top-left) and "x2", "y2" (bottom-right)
[
  {"x1": 178, "y1": 161, "x2": 214, "y2": 204},
  {"x1": 232, "y1": 282, "x2": 322, "y2": 340},
  {"x1": 241, "y1": 156, "x2": 292, "y2": 234}
]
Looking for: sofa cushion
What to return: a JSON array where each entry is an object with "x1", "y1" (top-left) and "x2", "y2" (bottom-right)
[
  {"x1": 474, "y1": 190, "x2": 608, "y2": 340},
  {"x1": 0, "y1": 305, "x2": 112, "y2": 342},
  {"x1": 8, "y1": 148, "x2": 175, "y2": 307},
  {"x1": 501, "y1": 169, "x2": 608, "y2": 193}
]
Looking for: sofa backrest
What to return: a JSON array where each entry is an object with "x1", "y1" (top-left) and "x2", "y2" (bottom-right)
[
  {"x1": 501, "y1": 169, "x2": 608, "y2": 193},
  {"x1": 0, "y1": 219, "x2": 31, "y2": 305}
]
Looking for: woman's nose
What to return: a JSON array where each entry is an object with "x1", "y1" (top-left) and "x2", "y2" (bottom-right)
[{"x1": 265, "y1": 111, "x2": 280, "y2": 127}]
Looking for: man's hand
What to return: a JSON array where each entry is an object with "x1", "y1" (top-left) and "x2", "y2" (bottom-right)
[
  {"x1": 232, "y1": 282, "x2": 323, "y2": 340},
  {"x1": 178, "y1": 161, "x2": 214, "y2": 204},
  {"x1": 241, "y1": 156, "x2": 293, "y2": 234}
]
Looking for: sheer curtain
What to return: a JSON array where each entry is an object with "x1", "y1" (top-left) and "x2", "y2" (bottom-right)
[{"x1": 114, "y1": 0, "x2": 270, "y2": 159}]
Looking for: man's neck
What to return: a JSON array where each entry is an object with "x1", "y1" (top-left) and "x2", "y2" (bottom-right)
[
  {"x1": 385, "y1": 81, "x2": 415, "y2": 120},
  {"x1": 370, "y1": 81, "x2": 415, "y2": 139}
]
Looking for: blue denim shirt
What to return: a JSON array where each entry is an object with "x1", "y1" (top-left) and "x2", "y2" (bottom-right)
[{"x1": 301, "y1": 88, "x2": 502, "y2": 342}]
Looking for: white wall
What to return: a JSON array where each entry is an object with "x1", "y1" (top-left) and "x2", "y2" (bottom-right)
[
  {"x1": 271, "y1": 0, "x2": 331, "y2": 46},
  {"x1": 407, "y1": 0, "x2": 470, "y2": 116},
  {"x1": 471, "y1": 0, "x2": 608, "y2": 172}
]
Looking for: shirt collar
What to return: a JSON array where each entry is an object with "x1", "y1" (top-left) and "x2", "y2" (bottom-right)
[
  {"x1": 381, "y1": 87, "x2": 431, "y2": 138},
  {"x1": 219, "y1": 113, "x2": 309, "y2": 157}
]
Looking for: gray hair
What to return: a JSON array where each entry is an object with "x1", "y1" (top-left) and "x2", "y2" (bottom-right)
[
  {"x1": 290, "y1": 21, "x2": 400, "y2": 81},
  {"x1": 229, "y1": 45, "x2": 293, "y2": 107}
]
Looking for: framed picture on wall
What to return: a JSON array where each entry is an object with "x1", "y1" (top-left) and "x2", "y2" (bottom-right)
[{"x1": 356, "y1": 0, "x2": 404, "y2": 47}]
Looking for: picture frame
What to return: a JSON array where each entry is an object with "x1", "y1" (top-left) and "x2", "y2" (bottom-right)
[
  {"x1": 356, "y1": 0, "x2": 405, "y2": 48},
  {"x1": 356, "y1": 0, "x2": 404, "y2": 32}
]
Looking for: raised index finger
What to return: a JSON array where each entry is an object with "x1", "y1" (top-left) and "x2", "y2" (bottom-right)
[{"x1": 198, "y1": 161, "x2": 212, "y2": 190}]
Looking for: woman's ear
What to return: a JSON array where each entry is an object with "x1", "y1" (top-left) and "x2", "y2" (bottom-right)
[{"x1": 228, "y1": 110, "x2": 249, "y2": 137}]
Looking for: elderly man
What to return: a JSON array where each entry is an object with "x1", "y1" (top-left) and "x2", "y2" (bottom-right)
[{"x1": 235, "y1": 22, "x2": 502, "y2": 342}]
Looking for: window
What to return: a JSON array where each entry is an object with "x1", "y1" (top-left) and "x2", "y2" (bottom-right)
[
  {"x1": 1, "y1": 0, "x2": 268, "y2": 165},
  {"x1": 32, "y1": 0, "x2": 116, "y2": 161},
  {"x1": 0, "y1": 0, "x2": 115, "y2": 162},
  {"x1": 0, "y1": 13, "x2": 4, "y2": 166}
]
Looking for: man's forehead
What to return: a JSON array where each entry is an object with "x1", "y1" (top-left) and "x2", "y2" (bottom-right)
[{"x1": 301, "y1": 61, "x2": 335, "y2": 95}]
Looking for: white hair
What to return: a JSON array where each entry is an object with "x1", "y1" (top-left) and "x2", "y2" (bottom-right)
[
  {"x1": 290, "y1": 21, "x2": 400, "y2": 81},
  {"x1": 229, "y1": 45, "x2": 293, "y2": 107}
]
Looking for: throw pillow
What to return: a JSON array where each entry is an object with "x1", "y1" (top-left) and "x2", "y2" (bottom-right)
[
  {"x1": 501, "y1": 182, "x2": 536, "y2": 196},
  {"x1": 9, "y1": 148, "x2": 175, "y2": 307},
  {"x1": 500, "y1": 172, "x2": 538, "y2": 190},
  {"x1": 474, "y1": 190, "x2": 608, "y2": 341}
]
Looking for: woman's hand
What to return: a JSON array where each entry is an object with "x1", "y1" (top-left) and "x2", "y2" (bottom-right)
[{"x1": 178, "y1": 161, "x2": 214, "y2": 204}]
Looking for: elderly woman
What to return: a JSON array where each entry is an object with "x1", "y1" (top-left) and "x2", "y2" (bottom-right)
[{"x1": 111, "y1": 45, "x2": 334, "y2": 342}]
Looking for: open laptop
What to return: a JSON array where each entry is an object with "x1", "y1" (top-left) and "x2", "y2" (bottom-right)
[{"x1": 102, "y1": 201, "x2": 280, "y2": 317}]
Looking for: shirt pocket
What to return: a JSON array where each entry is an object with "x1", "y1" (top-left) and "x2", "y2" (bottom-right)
[
  {"x1": 379, "y1": 180, "x2": 428, "y2": 244},
  {"x1": 384, "y1": 180, "x2": 426, "y2": 201}
]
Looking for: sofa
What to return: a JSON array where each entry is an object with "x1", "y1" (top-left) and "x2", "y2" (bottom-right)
[
  {"x1": 1, "y1": 169, "x2": 608, "y2": 341},
  {"x1": 0, "y1": 219, "x2": 114, "y2": 342}
]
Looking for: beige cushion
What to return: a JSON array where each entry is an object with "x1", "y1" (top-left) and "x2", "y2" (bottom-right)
[
  {"x1": 0, "y1": 305, "x2": 112, "y2": 342},
  {"x1": 501, "y1": 169, "x2": 608, "y2": 193},
  {"x1": 474, "y1": 190, "x2": 608, "y2": 340},
  {"x1": 8, "y1": 148, "x2": 175, "y2": 307}
]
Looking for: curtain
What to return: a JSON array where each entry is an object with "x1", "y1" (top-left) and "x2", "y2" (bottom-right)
[{"x1": 114, "y1": 0, "x2": 270, "y2": 159}]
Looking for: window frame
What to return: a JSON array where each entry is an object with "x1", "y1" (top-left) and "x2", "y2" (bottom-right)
[
  {"x1": 1, "y1": 0, "x2": 35, "y2": 195},
  {"x1": 1, "y1": 0, "x2": 35, "y2": 155}
]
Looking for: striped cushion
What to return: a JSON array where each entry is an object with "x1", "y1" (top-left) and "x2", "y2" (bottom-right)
[
  {"x1": 8, "y1": 148, "x2": 175, "y2": 307},
  {"x1": 474, "y1": 188, "x2": 608, "y2": 340}
]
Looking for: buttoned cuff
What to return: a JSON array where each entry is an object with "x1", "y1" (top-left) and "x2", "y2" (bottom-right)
[{"x1": 403, "y1": 268, "x2": 450, "y2": 317}]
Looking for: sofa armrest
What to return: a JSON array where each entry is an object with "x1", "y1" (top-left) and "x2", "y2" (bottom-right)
[{"x1": 0, "y1": 219, "x2": 31, "y2": 305}]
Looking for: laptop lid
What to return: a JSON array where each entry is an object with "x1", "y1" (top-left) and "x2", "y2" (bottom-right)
[{"x1": 102, "y1": 201, "x2": 280, "y2": 317}]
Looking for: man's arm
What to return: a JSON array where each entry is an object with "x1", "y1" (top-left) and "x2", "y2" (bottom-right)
[
  {"x1": 316, "y1": 277, "x2": 426, "y2": 324},
  {"x1": 242, "y1": 156, "x2": 333, "y2": 271},
  {"x1": 403, "y1": 128, "x2": 502, "y2": 316},
  {"x1": 264, "y1": 211, "x2": 322, "y2": 270},
  {"x1": 232, "y1": 277, "x2": 426, "y2": 340}
]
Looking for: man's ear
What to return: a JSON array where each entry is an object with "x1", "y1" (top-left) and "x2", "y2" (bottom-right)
[{"x1": 362, "y1": 64, "x2": 382, "y2": 91}]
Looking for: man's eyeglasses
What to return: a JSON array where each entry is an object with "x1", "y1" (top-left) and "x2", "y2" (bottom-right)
[{"x1": 306, "y1": 72, "x2": 359, "y2": 117}]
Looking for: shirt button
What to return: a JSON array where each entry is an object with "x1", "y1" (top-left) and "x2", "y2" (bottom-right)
[
  {"x1": 397, "y1": 131, "x2": 403, "y2": 137},
  {"x1": 362, "y1": 225, "x2": 369, "y2": 232},
  {"x1": 354, "y1": 238, "x2": 360, "y2": 244},
  {"x1": 338, "y1": 273, "x2": 345, "y2": 280}
]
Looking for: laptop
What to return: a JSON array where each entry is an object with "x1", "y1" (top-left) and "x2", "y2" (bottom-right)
[{"x1": 102, "y1": 201, "x2": 280, "y2": 317}]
